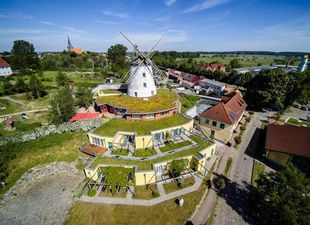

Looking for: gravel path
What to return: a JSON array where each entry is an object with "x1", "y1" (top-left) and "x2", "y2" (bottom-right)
[
  {"x1": 0, "y1": 174, "x2": 83, "y2": 225},
  {"x1": 213, "y1": 115, "x2": 261, "y2": 225}
]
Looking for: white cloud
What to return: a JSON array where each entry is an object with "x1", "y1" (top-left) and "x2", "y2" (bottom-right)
[
  {"x1": 95, "y1": 20, "x2": 118, "y2": 25},
  {"x1": 38, "y1": 21, "x2": 56, "y2": 26},
  {"x1": 185, "y1": 0, "x2": 233, "y2": 13},
  {"x1": 61, "y1": 26, "x2": 86, "y2": 34},
  {"x1": 165, "y1": 0, "x2": 177, "y2": 6},
  {"x1": 103, "y1": 10, "x2": 129, "y2": 19},
  {"x1": 0, "y1": 9, "x2": 33, "y2": 19}
]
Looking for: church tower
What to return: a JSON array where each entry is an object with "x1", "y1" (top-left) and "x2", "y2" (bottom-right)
[{"x1": 67, "y1": 36, "x2": 73, "y2": 51}]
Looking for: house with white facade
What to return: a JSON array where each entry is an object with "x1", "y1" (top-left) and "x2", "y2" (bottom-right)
[{"x1": 0, "y1": 58, "x2": 13, "y2": 77}]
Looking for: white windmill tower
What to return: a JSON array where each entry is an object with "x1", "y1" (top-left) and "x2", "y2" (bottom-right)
[{"x1": 120, "y1": 32, "x2": 167, "y2": 98}]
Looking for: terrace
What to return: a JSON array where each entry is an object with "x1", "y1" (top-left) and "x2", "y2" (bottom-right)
[
  {"x1": 93, "y1": 114, "x2": 190, "y2": 136},
  {"x1": 95, "y1": 88, "x2": 178, "y2": 113},
  {"x1": 89, "y1": 140, "x2": 213, "y2": 171}
]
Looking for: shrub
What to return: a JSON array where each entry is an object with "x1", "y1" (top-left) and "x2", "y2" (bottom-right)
[
  {"x1": 245, "y1": 117, "x2": 251, "y2": 123},
  {"x1": 249, "y1": 111, "x2": 254, "y2": 115},
  {"x1": 240, "y1": 125, "x2": 246, "y2": 131},
  {"x1": 88, "y1": 189, "x2": 96, "y2": 197},
  {"x1": 234, "y1": 136, "x2": 241, "y2": 144},
  {"x1": 152, "y1": 191, "x2": 160, "y2": 197}
]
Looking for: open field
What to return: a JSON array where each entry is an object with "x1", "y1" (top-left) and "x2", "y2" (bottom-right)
[
  {"x1": 94, "y1": 114, "x2": 190, "y2": 136},
  {"x1": 0, "y1": 132, "x2": 87, "y2": 195},
  {"x1": 66, "y1": 184, "x2": 208, "y2": 225},
  {"x1": 177, "y1": 54, "x2": 299, "y2": 67},
  {"x1": 163, "y1": 177, "x2": 196, "y2": 194}
]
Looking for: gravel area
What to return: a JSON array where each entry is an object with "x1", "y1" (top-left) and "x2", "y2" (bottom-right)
[{"x1": 0, "y1": 174, "x2": 83, "y2": 225}]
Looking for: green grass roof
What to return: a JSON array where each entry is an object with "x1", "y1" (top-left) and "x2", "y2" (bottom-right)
[
  {"x1": 95, "y1": 88, "x2": 178, "y2": 113},
  {"x1": 90, "y1": 141, "x2": 214, "y2": 171},
  {"x1": 93, "y1": 114, "x2": 190, "y2": 136}
]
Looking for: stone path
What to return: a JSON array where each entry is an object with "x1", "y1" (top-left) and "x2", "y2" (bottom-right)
[
  {"x1": 157, "y1": 182, "x2": 166, "y2": 196},
  {"x1": 0, "y1": 109, "x2": 49, "y2": 118},
  {"x1": 212, "y1": 114, "x2": 262, "y2": 225},
  {"x1": 0, "y1": 96, "x2": 25, "y2": 105}
]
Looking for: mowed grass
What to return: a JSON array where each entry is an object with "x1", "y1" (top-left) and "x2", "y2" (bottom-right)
[
  {"x1": 133, "y1": 184, "x2": 158, "y2": 199},
  {"x1": 181, "y1": 54, "x2": 293, "y2": 67},
  {"x1": 163, "y1": 177, "x2": 196, "y2": 194},
  {"x1": 66, "y1": 184, "x2": 208, "y2": 225},
  {"x1": 94, "y1": 114, "x2": 190, "y2": 136},
  {"x1": 251, "y1": 161, "x2": 265, "y2": 188},
  {"x1": 134, "y1": 148, "x2": 157, "y2": 157},
  {"x1": 0, "y1": 132, "x2": 87, "y2": 195},
  {"x1": 159, "y1": 140, "x2": 192, "y2": 153},
  {"x1": 96, "y1": 88, "x2": 178, "y2": 113}
]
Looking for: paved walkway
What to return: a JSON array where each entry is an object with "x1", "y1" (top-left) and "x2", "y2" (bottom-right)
[
  {"x1": 157, "y1": 183, "x2": 166, "y2": 196},
  {"x1": 0, "y1": 109, "x2": 49, "y2": 118},
  {"x1": 0, "y1": 96, "x2": 25, "y2": 105},
  {"x1": 213, "y1": 114, "x2": 261, "y2": 225},
  {"x1": 189, "y1": 145, "x2": 231, "y2": 225},
  {"x1": 79, "y1": 156, "x2": 217, "y2": 206}
]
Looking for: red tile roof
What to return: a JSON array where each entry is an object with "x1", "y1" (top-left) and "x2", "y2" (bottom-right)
[
  {"x1": 0, "y1": 58, "x2": 10, "y2": 68},
  {"x1": 70, "y1": 48, "x2": 86, "y2": 55},
  {"x1": 69, "y1": 112, "x2": 101, "y2": 122},
  {"x1": 200, "y1": 93, "x2": 247, "y2": 125},
  {"x1": 266, "y1": 124, "x2": 310, "y2": 158}
]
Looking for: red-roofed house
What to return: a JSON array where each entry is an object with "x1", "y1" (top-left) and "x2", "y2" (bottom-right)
[
  {"x1": 265, "y1": 124, "x2": 310, "y2": 166},
  {"x1": 0, "y1": 58, "x2": 13, "y2": 77},
  {"x1": 197, "y1": 64, "x2": 226, "y2": 73},
  {"x1": 69, "y1": 112, "x2": 101, "y2": 122},
  {"x1": 199, "y1": 93, "x2": 247, "y2": 143}
]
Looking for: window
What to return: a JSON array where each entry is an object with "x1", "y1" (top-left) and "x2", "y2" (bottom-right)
[
  {"x1": 205, "y1": 119, "x2": 209, "y2": 124},
  {"x1": 134, "y1": 92, "x2": 137, "y2": 97},
  {"x1": 151, "y1": 90, "x2": 154, "y2": 95},
  {"x1": 212, "y1": 121, "x2": 217, "y2": 127},
  {"x1": 142, "y1": 72, "x2": 146, "y2": 77},
  {"x1": 220, "y1": 123, "x2": 225, "y2": 129},
  {"x1": 143, "y1": 83, "x2": 147, "y2": 88},
  {"x1": 132, "y1": 115, "x2": 141, "y2": 119}
]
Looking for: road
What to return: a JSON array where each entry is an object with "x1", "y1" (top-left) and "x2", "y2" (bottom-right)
[
  {"x1": 0, "y1": 96, "x2": 25, "y2": 105},
  {"x1": 212, "y1": 114, "x2": 261, "y2": 225}
]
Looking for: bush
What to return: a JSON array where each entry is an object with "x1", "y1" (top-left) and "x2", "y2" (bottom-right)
[
  {"x1": 88, "y1": 189, "x2": 96, "y2": 197},
  {"x1": 249, "y1": 111, "x2": 254, "y2": 115},
  {"x1": 240, "y1": 125, "x2": 246, "y2": 131},
  {"x1": 245, "y1": 117, "x2": 251, "y2": 123},
  {"x1": 15, "y1": 121, "x2": 42, "y2": 132},
  {"x1": 234, "y1": 136, "x2": 241, "y2": 144}
]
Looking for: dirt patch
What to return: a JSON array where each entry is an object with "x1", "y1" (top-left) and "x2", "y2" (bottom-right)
[{"x1": 0, "y1": 174, "x2": 83, "y2": 225}]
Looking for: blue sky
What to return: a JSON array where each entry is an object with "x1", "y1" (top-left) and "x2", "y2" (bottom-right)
[{"x1": 0, "y1": 0, "x2": 310, "y2": 52}]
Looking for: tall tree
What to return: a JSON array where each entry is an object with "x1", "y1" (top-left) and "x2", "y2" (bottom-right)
[
  {"x1": 28, "y1": 74, "x2": 46, "y2": 98},
  {"x1": 15, "y1": 78, "x2": 27, "y2": 93},
  {"x1": 56, "y1": 71, "x2": 69, "y2": 87},
  {"x1": 229, "y1": 58, "x2": 241, "y2": 69},
  {"x1": 48, "y1": 87, "x2": 76, "y2": 124},
  {"x1": 75, "y1": 86, "x2": 93, "y2": 108},
  {"x1": 252, "y1": 164, "x2": 310, "y2": 225},
  {"x1": 107, "y1": 44, "x2": 127, "y2": 68},
  {"x1": 11, "y1": 40, "x2": 39, "y2": 70}
]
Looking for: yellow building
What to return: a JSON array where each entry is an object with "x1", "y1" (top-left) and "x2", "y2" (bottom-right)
[{"x1": 199, "y1": 93, "x2": 247, "y2": 143}]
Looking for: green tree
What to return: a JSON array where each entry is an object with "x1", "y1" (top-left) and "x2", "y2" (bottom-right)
[
  {"x1": 15, "y1": 78, "x2": 27, "y2": 93},
  {"x1": 2, "y1": 79, "x2": 13, "y2": 95},
  {"x1": 10, "y1": 40, "x2": 39, "y2": 70},
  {"x1": 48, "y1": 87, "x2": 76, "y2": 124},
  {"x1": 107, "y1": 44, "x2": 128, "y2": 68},
  {"x1": 56, "y1": 71, "x2": 69, "y2": 87},
  {"x1": 28, "y1": 74, "x2": 46, "y2": 98},
  {"x1": 253, "y1": 164, "x2": 310, "y2": 225},
  {"x1": 229, "y1": 58, "x2": 241, "y2": 69},
  {"x1": 75, "y1": 86, "x2": 93, "y2": 108},
  {"x1": 169, "y1": 159, "x2": 187, "y2": 177}
]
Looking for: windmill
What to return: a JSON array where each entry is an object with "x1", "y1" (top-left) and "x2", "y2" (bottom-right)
[{"x1": 120, "y1": 32, "x2": 167, "y2": 98}]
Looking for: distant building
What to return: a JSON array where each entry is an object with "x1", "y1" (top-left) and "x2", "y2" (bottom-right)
[
  {"x1": 265, "y1": 124, "x2": 310, "y2": 173},
  {"x1": 198, "y1": 78, "x2": 226, "y2": 96},
  {"x1": 197, "y1": 64, "x2": 226, "y2": 73},
  {"x1": 298, "y1": 55, "x2": 308, "y2": 72},
  {"x1": 0, "y1": 58, "x2": 13, "y2": 77},
  {"x1": 199, "y1": 93, "x2": 247, "y2": 143},
  {"x1": 67, "y1": 36, "x2": 86, "y2": 55}
]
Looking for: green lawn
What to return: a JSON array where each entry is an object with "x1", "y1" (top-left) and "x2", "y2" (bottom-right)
[
  {"x1": 159, "y1": 140, "x2": 192, "y2": 153},
  {"x1": 0, "y1": 99, "x2": 24, "y2": 115},
  {"x1": 286, "y1": 118, "x2": 309, "y2": 127},
  {"x1": 96, "y1": 88, "x2": 178, "y2": 113},
  {"x1": 111, "y1": 149, "x2": 129, "y2": 156},
  {"x1": 0, "y1": 132, "x2": 87, "y2": 195},
  {"x1": 133, "y1": 184, "x2": 158, "y2": 199},
  {"x1": 190, "y1": 135, "x2": 206, "y2": 144},
  {"x1": 66, "y1": 183, "x2": 208, "y2": 225},
  {"x1": 180, "y1": 94, "x2": 200, "y2": 113},
  {"x1": 163, "y1": 177, "x2": 196, "y2": 194},
  {"x1": 134, "y1": 148, "x2": 157, "y2": 157},
  {"x1": 251, "y1": 161, "x2": 265, "y2": 188},
  {"x1": 94, "y1": 114, "x2": 190, "y2": 136},
  {"x1": 90, "y1": 141, "x2": 213, "y2": 170}
]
